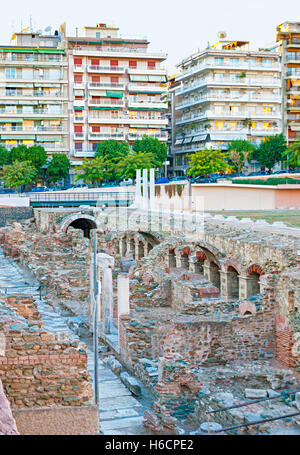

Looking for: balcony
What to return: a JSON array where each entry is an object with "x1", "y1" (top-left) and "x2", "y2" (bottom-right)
[
  {"x1": 128, "y1": 67, "x2": 167, "y2": 76},
  {"x1": 88, "y1": 132, "x2": 125, "y2": 140},
  {"x1": 0, "y1": 76, "x2": 67, "y2": 84},
  {"x1": 0, "y1": 125, "x2": 66, "y2": 134},
  {"x1": 88, "y1": 82, "x2": 125, "y2": 90},
  {"x1": 175, "y1": 77, "x2": 281, "y2": 95},
  {"x1": 177, "y1": 61, "x2": 281, "y2": 81},
  {"x1": 175, "y1": 110, "x2": 281, "y2": 125},
  {"x1": 0, "y1": 56, "x2": 66, "y2": 66},
  {"x1": 88, "y1": 98, "x2": 124, "y2": 108},
  {"x1": 0, "y1": 108, "x2": 65, "y2": 117},
  {"x1": 72, "y1": 150, "x2": 96, "y2": 158},
  {"x1": 128, "y1": 83, "x2": 167, "y2": 94},
  {"x1": 128, "y1": 132, "x2": 168, "y2": 141},
  {"x1": 87, "y1": 115, "x2": 167, "y2": 125},
  {"x1": 175, "y1": 94, "x2": 281, "y2": 110},
  {"x1": 73, "y1": 64, "x2": 84, "y2": 72},
  {"x1": 128, "y1": 99, "x2": 167, "y2": 110},
  {"x1": 88, "y1": 65, "x2": 125, "y2": 73},
  {"x1": 2, "y1": 91, "x2": 66, "y2": 100},
  {"x1": 73, "y1": 48, "x2": 167, "y2": 59}
]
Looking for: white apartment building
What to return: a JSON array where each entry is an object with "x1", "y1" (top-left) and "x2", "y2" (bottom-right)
[
  {"x1": 0, "y1": 31, "x2": 68, "y2": 156},
  {"x1": 172, "y1": 40, "x2": 282, "y2": 175}
]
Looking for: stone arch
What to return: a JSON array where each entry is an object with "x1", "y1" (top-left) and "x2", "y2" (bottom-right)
[
  {"x1": 59, "y1": 213, "x2": 101, "y2": 239},
  {"x1": 168, "y1": 248, "x2": 176, "y2": 268},
  {"x1": 246, "y1": 264, "x2": 264, "y2": 296}
]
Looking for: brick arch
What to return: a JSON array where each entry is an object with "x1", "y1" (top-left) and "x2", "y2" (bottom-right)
[
  {"x1": 59, "y1": 213, "x2": 102, "y2": 233},
  {"x1": 247, "y1": 264, "x2": 265, "y2": 276}
]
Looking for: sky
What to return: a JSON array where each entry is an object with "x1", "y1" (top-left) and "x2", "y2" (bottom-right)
[{"x1": 1, "y1": 0, "x2": 299, "y2": 74}]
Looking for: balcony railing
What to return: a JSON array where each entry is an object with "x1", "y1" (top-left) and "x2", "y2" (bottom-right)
[
  {"x1": 2, "y1": 91, "x2": 65, "y2": 98},
  {"x1": 0, "y1": 108, "x2": 63, "y2": 115},
  {"x1": 88, "y1": 132, "x2": 125, "y2": 139},
  {"x1": 0, "y1": 56, "x2": 63, "y2": 64},
  {"x1": 128, "y1": 133, "x2": 168, "y2": 140},
  {"x1": 176, "y1": 77, "x2": 281, "y2": 95},
  {"x1": 88, "y1": 98, "x2": 124, "y2": 106},
  {"x1": 88, "y1": 82, "x2": 124, "y2": 89},
  {"x1": 178, "y1": 61, "x2": 280, "y2": 79},
  {"x1": 0, "y1": 126, "x2": 65, "y2": 132},
  {"x1": 88, "y1": 65, "x2": 125, "y2": 72}
]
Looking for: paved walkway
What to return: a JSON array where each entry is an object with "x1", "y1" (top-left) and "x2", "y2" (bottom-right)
[{"x1": 0, "y1": 249, "x2": 148, "y2": 435}]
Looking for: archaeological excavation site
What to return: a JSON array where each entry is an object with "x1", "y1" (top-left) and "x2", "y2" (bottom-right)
[{"x1": 0, "y1": 203, "x2": 299, "y2": 436}]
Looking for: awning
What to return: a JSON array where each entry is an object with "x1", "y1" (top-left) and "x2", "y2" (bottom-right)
[
  {"x1": 209, "y1": 133, "x2": 247, "y2": 141},
  {"x1": 183, "y1": 137, "x2": 193, "y2": 143},
  {"x1": 175, "y1": 139, "x2": 184, "y2": 145},
  {"x1": 106, "y1": 91, "x2": 123, "y2": 98},
  {"x1": 89, "y1": 106, "x2": 121, "y2": 110},
  {"x1": 36, "y1": 137, "x2": 61, "y2": 142},
  {"x1": 74, "y1": 106, "x2": 84, "y2": 110},
  {"x1": 74, "y1": 89, "x2": 84, "y2": 96},
  {"x1": 89, "y1": 90, "x2": 106, "y2": 96},
  {"x1": 130, "y1": 124, "x2": 160, "y2": 129},
  {"x1": 1, "y1": 135, "x2": 35, "y2": 140},
  {"x1": 33, "y1": 83, "x2": 61, "y2": 87},
  {"x1": 192, "y1": 134, "x2": 207, "y2": 142},
  {"x1": 0, "y1": 118, "x2": 23, "y2": 123},
  {"x1": 148, "y1": 75, "x2": 167, "y2": 82},
  {"x1": 129, "y1": 75, "x2": 149, "y2": 82},
  {"x1": 6, "y1": 83, "x2": 34, "y2": 88}
]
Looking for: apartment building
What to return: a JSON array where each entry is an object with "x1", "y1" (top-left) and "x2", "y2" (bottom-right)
[
  {"x1": 276, "y1": 22, "x2": 300, "y2": 145},
  {"x1": 172, "y1": 39, "x2": 282, "y2": 176},
  {"x1": 66, "y1": 23, "x2": 168, "y2": 178},
  {"x1": 0, "y1": 31, "x2": 68, "y2": 156}
]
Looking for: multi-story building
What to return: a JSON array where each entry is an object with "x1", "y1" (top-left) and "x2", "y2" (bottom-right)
[
  {"x1": 276, "y1": 22, "x2": 300, "y2": 146},
  {"x1": 0, "y1": 30, "x2": 68, "y2": 157},
  {"x1": 171, "y1": 39, "x2": 282, "y2": 176},
  {"x1": 66, "y1": 23, "x2": 168, "y2": 179}
]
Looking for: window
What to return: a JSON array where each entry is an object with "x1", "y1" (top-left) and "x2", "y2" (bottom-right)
[
  {"x1": 23, "y1": 105, "x2": 33, "y2": 114},
  {"x1": 74, "y1": 58, "x2": 82, "y2": 65},
  {"x1": 110, "y1": 60, "x2": 118, "y2": 67},
  {"x1": 111, "y1": 76, "x2": 119, "y2": 83},
  {"x1": 129, "y1": 61, "x2": 137, "y2": 69},
  {"x1": 96, "y1": 32, "x2": 100, "y2": 38},
  {"x1": 214, "y1": 58, "x2": 224, "y2": 65},
  {"x1": 215, "y1": 105, "x2": 224, "y2": 114},
  {"x1": 6, "y1": 87, "x2": 16, "y2": 96},
  {"x1": 6, "y1": 105, "x2": 17, "y2": 113},
  {"x1": 230, "y1": 122, "x2": 237, "y2": 130},
  {"x1": 74, "y1": 75, "x2": 82, "y2": 83},
  {"x1": 263, "y1": 122, "x2": 271, "y2": 129},
  {"x1": 263, "y1": 106, "x2": 271, "y2": 114},
  {"x1": 75, "y1": 142, "x2": 82, "y2": 151},
  {"x1": 214, "y1": 121, "x2": 224, "y2": 130},
  {"x1": 230, "y1": 106, "x2": 239, "y2": 113},
  {"x1": 230, "y1": 58, "x2": 239, "y2": 64},
  {"x1": 5, "y1": 68, "x2": 16, "y2": 79},
  {"x1": 215, "y1": 73, "x2": 224, "y2": 81},
  {"x1": 148, "y1": 61, "x2": 156, "y2": 69},
  {"x1": 91, "y1": 59, "x2": 99, "y2": 66}
]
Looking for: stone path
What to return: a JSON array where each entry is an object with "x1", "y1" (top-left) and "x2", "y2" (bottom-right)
[{"x1": 0, "y1": 249, "x2": 149, "y2": 435}]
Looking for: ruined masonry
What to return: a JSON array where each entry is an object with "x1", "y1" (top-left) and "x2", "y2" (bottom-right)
[{"x1": 0, "y1": 206, "x2": 300, "y2": 434}]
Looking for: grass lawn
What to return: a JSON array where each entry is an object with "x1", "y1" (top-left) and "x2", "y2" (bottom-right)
[{"x1": 208, "y1": 210, "x2": 300, "y2": 228}]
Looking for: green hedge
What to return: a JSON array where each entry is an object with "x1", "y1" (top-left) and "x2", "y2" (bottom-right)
[{"x1": 232, "y1": 177, "x2": 300, "y2": 186}]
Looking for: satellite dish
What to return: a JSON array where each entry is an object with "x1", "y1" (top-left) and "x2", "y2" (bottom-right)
[
  {"x1": 44, "y1": 26, "x2": 52, "y2": 34},
  {"x1": 217, "y1": 31, "x2": 227, "y2": 40}
]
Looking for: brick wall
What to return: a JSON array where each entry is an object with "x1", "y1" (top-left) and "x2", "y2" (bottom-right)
[{"x1": 0, "y1": 295, "x2": 93, "y2": 409}]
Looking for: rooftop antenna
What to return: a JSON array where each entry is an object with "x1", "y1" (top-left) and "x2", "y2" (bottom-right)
[{"x1": 30, "y1": 14, "x2": 33, "y2": 32}]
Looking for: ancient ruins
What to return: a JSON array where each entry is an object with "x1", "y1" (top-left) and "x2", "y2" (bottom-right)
[{"x1": 0, "y1": 199, "x2": 299, "y2": 434}]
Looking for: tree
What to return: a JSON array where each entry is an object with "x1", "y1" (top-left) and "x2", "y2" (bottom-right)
[
  {"x1": 187, "y1": 149, "x2": 228, "y2": 177},
  {"x1": 0, "y1": 146, "x2": 10, "y2": 168},
  {"x1": 74, "y1": 157, "x2": 106, "y2": 187},
  {"x1": 2, "y1": 161, "x2": 37, "y2": 192},
  {"x1": 132, "y1": 136, "x2": 167, "y2": 167},
  {"x1": 9, "y1": 144, "x2": 28, "y2": 164},
  {"x1": 26, "y1": 145, "x2": 47, "y2": 172},
  {"x1": 228, "y1": 140, "x2": 256, "y2": 175},
  {"x1": 95, "y1": 140, "x2": 129, "y2": 181},
  {"x1": 257, "y1": 134, "x2": 286, "y2": 171},
  {"x1": 117, "y1": 150, "x2": 156, "y2": 180},
  {"x1": 46, "y1": 154, "x2": 70, "y2": 183},
  {"x1": 283, "y1": 140, "x2": 300, "y2": 168}
]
